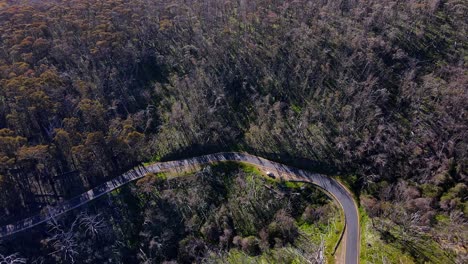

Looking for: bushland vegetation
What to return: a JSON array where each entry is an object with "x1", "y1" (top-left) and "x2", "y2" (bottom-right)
[
  {"x1": 0, "y1": 163, "x2": 339, "y2": 263},
  {"x1": 0, "y1": 0, "x2": 466, "y2": 262}
]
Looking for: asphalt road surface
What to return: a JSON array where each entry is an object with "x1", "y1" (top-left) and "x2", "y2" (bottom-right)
[{"x1": 0, "y1": 152, "x2": 360, "y2": 264}]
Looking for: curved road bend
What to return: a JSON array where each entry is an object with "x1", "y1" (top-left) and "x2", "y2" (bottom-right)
[{"x1": 0, "y1": 152, "x2": 359, "y2": 264}]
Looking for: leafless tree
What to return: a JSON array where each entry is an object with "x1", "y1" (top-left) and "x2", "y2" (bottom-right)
[
  {"x1": 315, "y1": 235, "x2": 325, "y2": 264},
  {"x1": 78, "y1": 212, "x2": 106, "y2": 238},
  {"x1": 0, "y1": 253, "x2": 27, "y2": 264},
  {"x1": 137, "y1": 248, "x2": 153, "y2": 264},
  {"x1": 46, "y1": 217, "x2": 79, "y2": 263}
]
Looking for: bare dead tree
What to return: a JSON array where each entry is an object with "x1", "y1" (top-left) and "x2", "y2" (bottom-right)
[
  {"x1": 78, "y1": 212, "x2": 106, "y2": 238},
  {"x1": 316, "y1": 235, "x2": 325, "y2": 264},
  {"x1": 46, "y1": 216, "x2": 80, "y2": 263},
  {"x1": 30, "y1": 256, "x2": 45, "y2": 264},
  {"x1": 0, "y1": 253, "x2": 27, "y2": 264},
  {"x1": 137, "y1": 248, "x2": 153, "y2": 264}
]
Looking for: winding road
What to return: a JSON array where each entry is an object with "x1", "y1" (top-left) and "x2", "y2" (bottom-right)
[{"x1": 0, "y1": 152, "x2": 360, "y2": 264}]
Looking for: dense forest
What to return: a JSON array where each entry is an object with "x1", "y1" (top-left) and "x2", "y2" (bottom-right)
[{"x1": 0, "y1": 0, "x2": 466, "y2": 263}]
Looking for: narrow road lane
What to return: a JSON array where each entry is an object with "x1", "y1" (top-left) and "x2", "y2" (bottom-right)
[{"x1": 0, "y1": 152, "x2": 360, "y2": 264}]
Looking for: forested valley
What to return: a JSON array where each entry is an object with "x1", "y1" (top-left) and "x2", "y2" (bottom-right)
[{"x1": 0, "y1": 0, "x2": 466, "y2": 263}]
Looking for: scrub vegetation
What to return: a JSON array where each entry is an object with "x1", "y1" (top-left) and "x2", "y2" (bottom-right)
[
  {"x1": 0, "y1": 0, "x2": 466, "y2": 262},
  {"x1": 0, "y1": 163, "x2": 340, "y2": 263}
]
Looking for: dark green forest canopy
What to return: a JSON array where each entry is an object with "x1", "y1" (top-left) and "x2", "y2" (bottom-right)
[{"x1": 0, "y1": 0, "x2": 466, "y2": 262}]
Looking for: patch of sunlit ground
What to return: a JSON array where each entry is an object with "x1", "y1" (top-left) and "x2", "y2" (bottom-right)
[{"x1": 359, "y1": 208, "x2": 414, "y2": 263}]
